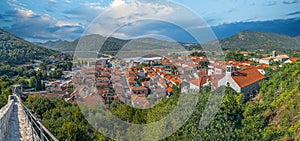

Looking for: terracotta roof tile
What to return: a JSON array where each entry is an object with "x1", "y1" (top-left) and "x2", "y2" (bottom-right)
[
  {"x1": 232, "y1": 68, "x2": 265, "y2": 88},
  {"x1": 170, "y1": 77, "x2": 183, "y2": 84},
  {"x1": 189, "y1": 76, "x2": 211, "y2": 87},
  {"x1": 256, "y1": 64, "x2": 269, "y2": 69},
  {"x1": 167, "y1": 87, "x2": 172, "y2": 93},
  {"x1": 290, "y1": 58, "x2": 298, "y2": 62},
  {"x1": 131, "y1": 86, "x2": 148, "y2": 91}
]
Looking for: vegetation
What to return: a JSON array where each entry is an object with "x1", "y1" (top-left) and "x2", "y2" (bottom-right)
[
  {"x1": 1, "y1": 28, "x2": 300, "y2": 140},
  {"x1": 0, "y1": 28, "x2": 72, "y2": 107},
  {"x1": 22, "y1": 62, "x2": 300, "y2": 140},
  {"x1": 217, "y1": 30, "x2": 300, "y2": 51},
  {"x1": 190, "y1": 51, "x2": 206, "y2": 57},
  {"x1": 241, "y1": 62, "x2": 300, "y2": 140},
  {"x1": 24, "y1": 94, "x2": 108, "y2": 141},
  {"x1": 0, "y1": 76, "x2": 13, "y2": 108},
  {"x1": 0, "y1": 29, "x2": 63, "y2": 65},
  {"x1": 225, "y1": 50, "x2": 245, "y2": 62}
]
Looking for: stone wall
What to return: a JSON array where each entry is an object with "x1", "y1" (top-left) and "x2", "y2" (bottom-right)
[
  {"x1": 241, "y1": 81, "x2": 261, "y2": 100},
  {"x1": 0, "y1": 95, "x2": 15, "y2": 141}
]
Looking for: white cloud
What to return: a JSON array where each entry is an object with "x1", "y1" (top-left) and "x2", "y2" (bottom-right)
[
  {"x1": 55, "y1": 20, "x2": 83, "y2": 27},
  {"x1": 85, "y1": 1, "x2": 179, "y2": 39},
  {"x1": 48, "y1": 0, "x2": 56, "y2": 3},
  {"x1": 82, "y1": 2, "x2": 106, "y2": 10},
  {"x1": 16, "y1": 8, "x2": 35, "y2": 17},
  {"x1": 7, "y1": 7, "x2": 84, "y2": 41},
  {"x1": 110, "y1": 0, "x2": 126, "y2": 8}
]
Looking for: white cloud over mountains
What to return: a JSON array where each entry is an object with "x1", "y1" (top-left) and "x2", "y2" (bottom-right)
[
  {"x1": 0, "y1": 0, "x2": 299, "y2": 42},
  {"x1": 6, "y1": 7, "x2": 84, "y2": 41}
]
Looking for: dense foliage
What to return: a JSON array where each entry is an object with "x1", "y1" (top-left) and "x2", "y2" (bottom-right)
[
  {"x1": 0, "y1": 29, "x2": 62, "y2": 65},
  {"x1": 218, "y1": 30, "x2": 300, "y2": 51},
  {"x1": 0, "y1": 76, "x2": 13, "y2": 108},
  {"x1": 225, "y1": 50, "x2": 245, "y2": 62},
  {"x1": 241, "y1": 62, "x2": 300, "y2": 140},
  {"x1": 25, "y1": 94, "x2": 108, "y2": 141}
]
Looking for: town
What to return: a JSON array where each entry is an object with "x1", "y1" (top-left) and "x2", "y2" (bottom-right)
[{"x1": 24, "y1": 50, "x2": 293, "y2": 109}]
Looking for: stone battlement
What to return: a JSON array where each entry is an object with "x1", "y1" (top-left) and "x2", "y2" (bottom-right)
[{"x1": 0, "y1": 95, "x2": 15, "y2": 141}]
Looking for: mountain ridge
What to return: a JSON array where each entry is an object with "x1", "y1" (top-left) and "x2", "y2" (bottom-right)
[
  {"x1": 37, "y1": 30, "x2": 300, "y2": 52},
  {"x1": 218, "y1": 30, "x2": 300, "y2": 50},
  {"x1": 0, "y1": 29, "x2": 62, "y2": 65}
]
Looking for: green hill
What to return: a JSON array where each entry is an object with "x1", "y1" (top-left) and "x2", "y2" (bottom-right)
[
  {"x1": 0, "y1": 29, "x2": 62, "y2": 65},
  {"x1": 39, "y1": 30, "x2": 300, "y2": 53},
  {"x1": 242, "y1": 62, "x2": 300, "y2": 140},
  {"x1": 36, "y1": 40, "x2": 72, "y2": 50},
  {"x1": 219, "y1": 30, "x2": 300, "y2": 51},
  {"x1": 37, "y1": 34, "x2": 128, "y2": 52},
  {"x1": 38, "y1": 35, "x2": 187, "y2": 56}
]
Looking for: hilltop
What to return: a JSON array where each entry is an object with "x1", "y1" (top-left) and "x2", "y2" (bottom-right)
[
  {"x1": 218, "y1": 30, "x2": 300, "y2": 51},
  {"x1": 38, "y1": 30, "x2": 300, "y2": 53},
  {"x1": 0, "y1": 29, "x2": 62, "y2": 65},
  {"x1": 37, "y1": 34, "x2": 187, "y2": 55}
]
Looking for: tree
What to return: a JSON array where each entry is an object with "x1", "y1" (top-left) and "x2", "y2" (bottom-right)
[
  {"x1": 0, "y1": 87, "x2": 12, "y2": 108},
  {"x1": 29, "y1": 76, "x2": 37, "y2": 89},
  {"x1": 24, "y1": 95, "x2": 103, "y2": 141},
  {"x1": 241, "y1": 62, "x2": 300, "y2": 140},
  {"x1": 18, "y1": 77, "x2": 29, "y2": 88},
  {"x1": 226, "y1": 50, "x2": 245, "y2": 62},
  {"x1": 35, "y1": 76, "x2": 42, "y2": 90}
]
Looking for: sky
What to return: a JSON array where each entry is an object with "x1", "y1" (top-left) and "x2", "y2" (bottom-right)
[{"x1": 0, "y1": 0, "x2": 300, "y2": 43}]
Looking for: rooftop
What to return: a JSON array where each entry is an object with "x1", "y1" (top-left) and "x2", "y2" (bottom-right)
[{"x1": 232, "y1": 68, "x2": 265, "y2": 88}]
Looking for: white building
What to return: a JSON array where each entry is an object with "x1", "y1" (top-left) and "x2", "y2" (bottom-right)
[
  {"x1": 189, "y1": 76, "x2": 211, "y2": 91},
  {"x1": 218, "y1": 64, "x2": 265, "y2": 99},
  {"x1": 259, "y1": 58, "x2": 271, "y2": 64}
]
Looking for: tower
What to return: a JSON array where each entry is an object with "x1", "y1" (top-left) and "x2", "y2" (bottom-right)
[
  {"x1": 226, "y1": 64, "x2": 232, "y2": 76},
  {"x1": 272, "y1": 50, "x2": 276, "y2": 58}
]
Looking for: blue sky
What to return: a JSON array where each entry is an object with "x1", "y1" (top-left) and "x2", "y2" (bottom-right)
[{"x1": 0, "y1": 0, "x2": 300, "y2": 42}]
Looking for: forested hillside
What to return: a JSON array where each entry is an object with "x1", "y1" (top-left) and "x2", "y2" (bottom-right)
[
  {"x1": 242, "y1": 62, "x2": 300, "y2": 140},
  {"x1": 0, "y1": 29, "x2": 62, "y2": 65},
  {"x1": 208, "y1": 30, "x2": 300, "y2": 51}
]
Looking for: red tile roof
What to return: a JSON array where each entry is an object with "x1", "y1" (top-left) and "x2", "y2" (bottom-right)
[
  {"x1": 232, "y1": 68, "x2": 265, "y2": 88},
  {"x1": 211, "y1": 74, "x2": 225, "y2": 88},
  {"x1": 167, "y1": 87, "x2": 172, "y2": 93},
  {"x1": 189, "y1": 76, "x2": 211, "y2": 87},
  {"x1": 131, "y1": 86, "x2": 148, "y2": 91},
  {"x1": 290, "y1": 58, "x2": 298, "y2": 63},
  {"x1": 170, "y1": 77, "x2": 183, "y2": 84},
  {"x1": 197, "y1": 69, "x2": 207, "y2": 77},
  {"x1": 256, "y1": 64, "x2": 269, "y2": 69},
  {"x1": 77, "y1": 95, "x2": 102, "y2": 106}
]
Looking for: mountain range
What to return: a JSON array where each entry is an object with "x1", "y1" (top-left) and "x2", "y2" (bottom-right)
[
  {"x1": 37, "y1": 30, "x2": 300, "y2": 53},
  {"x1": 1, "y1": 28, "x2": 299, "y2": 65}
]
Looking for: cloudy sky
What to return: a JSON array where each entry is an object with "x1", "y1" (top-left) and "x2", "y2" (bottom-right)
[{"x1": 0, "y1": 0, "x2": 300, "y2": 42}]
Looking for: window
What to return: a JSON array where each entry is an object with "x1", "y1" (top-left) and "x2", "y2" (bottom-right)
[
  {"x1": 227, "y1": 67, "x2": 231, "y2": 72},
  {"x1": 226, "y1": 82, "x2": 230, "y2": 86}
]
